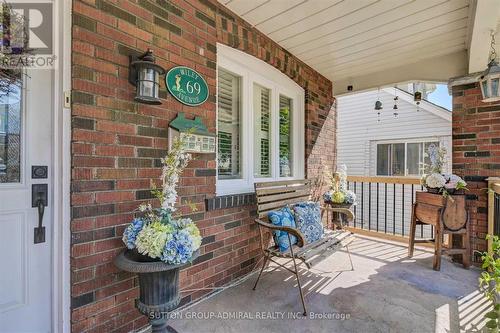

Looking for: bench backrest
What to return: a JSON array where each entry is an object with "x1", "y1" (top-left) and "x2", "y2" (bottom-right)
[{"x1": 254, "y1": 179, "x2": 311, "y2": 219}]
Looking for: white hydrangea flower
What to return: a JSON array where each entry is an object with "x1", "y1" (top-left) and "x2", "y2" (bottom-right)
[
  {"x1": 426, "y1": 173, "x2": 446, "y2": 188},
  {"x1": 135, "y1": 224, "x2": 168, "y2": 259}
]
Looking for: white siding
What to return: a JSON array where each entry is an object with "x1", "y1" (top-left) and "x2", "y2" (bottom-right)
[
  {"x1": 337, "y1": 89, "x2": 451, "y2": 239},
  {"x1": 337, "y1": 89, "x2": 452, "y2": 176}
]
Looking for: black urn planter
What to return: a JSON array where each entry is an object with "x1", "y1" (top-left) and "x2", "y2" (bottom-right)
[{"x1": 114, "y1": 249, "x2": 199, "y2": 333}]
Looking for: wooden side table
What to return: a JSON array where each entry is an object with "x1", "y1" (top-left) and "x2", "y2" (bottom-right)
[
  {"x1": 408, "y1": 191, "x2": 470, "y2": 270},
  {"x1": 321, "y1": 202, "x2": 354, "y2": 230}
]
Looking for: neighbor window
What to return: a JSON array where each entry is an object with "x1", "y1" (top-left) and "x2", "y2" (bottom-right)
[
  {"x1": 217, "y1": 44, "x2": 304, "y2": 195},
  {"x1": 377, "y1": 141, "x2": 439, "y2": 176}
]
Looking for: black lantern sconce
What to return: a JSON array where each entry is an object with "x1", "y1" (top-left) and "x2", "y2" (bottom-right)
[{"x1": 129, "y1": 49, "x2": 165, "y2": 105}]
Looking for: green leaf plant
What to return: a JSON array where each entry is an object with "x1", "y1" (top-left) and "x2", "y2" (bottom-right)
[{"x1": 479, "y1": 235, "x2": 500, "y2": 332}]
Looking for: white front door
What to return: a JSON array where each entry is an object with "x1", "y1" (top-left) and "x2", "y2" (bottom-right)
[{"x1": 0, "y1": 69, "x2": 53, "y2": 332}]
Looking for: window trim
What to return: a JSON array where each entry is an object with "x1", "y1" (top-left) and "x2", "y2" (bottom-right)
[
  {"x1": 375, "y1": 138, "x2": 441, "y2": 178},
  {"x1": 216, "y1": 44, "x2": 305, "y2": 195}
]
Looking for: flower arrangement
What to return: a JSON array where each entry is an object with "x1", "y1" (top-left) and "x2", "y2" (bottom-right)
[
  {"x1": 420, "y1": 145, "x2": 467, "y2": 195},
  {"x1": 121, "y1": 136, "x2": 202, "y2": 265},
  {"x1": 323, "y1": 165, "x2": 357, "y2": 205}
]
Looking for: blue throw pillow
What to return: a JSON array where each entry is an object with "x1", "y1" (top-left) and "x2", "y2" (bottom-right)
[
  {"x1": 293, "y1": 201, "x2": 323, "y2": 243},
  {"x1": 268, "y1": 206, "x2": 297, "y2": 252}
]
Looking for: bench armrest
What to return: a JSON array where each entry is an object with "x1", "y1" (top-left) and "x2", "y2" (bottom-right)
[
  {"x1": 321, "y1": 206, "x2": 355, "y2": 222},
  {"x1": 254, "y1": 218, "x2": 305, "y2": 247}
]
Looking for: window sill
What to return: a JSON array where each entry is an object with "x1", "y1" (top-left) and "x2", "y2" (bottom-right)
[{"x1": 205, "y1": 193, "x2": 256, "y2": 211}]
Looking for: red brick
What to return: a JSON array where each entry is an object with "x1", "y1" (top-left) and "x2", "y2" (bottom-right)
[
  {"x1": 96, "y1": 120, "x2": 135, "y2": 134},
  {"x1": 95, "y1": 145, "x2": 135, "y2": 157},
  {"x1": 73, "y1": 129, "x2": 116, "y2": 144},
  {"x1": 95, "y1": 191, "x2": 135, "y2": 203}
]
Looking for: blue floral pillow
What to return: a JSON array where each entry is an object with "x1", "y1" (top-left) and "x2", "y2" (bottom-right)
[
  {"x1": 268, "y1": 206, "x2": 297, "y2": 252},
  {"x1": 293, "y1": 201, "x2": 323, "y2": 243}
]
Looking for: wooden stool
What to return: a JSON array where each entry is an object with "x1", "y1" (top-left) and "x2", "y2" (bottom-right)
[{"x1": 408, "y1": 192, "x2": 470, "y2": 271}]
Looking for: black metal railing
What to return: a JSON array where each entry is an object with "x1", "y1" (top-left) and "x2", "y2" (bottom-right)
[{"x1": 346, "y1": 176, "x2": 433, "y2": 239}]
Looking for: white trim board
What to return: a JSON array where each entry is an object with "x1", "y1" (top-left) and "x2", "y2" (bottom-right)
[
  {"x1": 52, "y1": 0, "x2": 72, "y2": 331},
  {"x1": 381, "y1": 87, "x2": 451, "y2": 121}
]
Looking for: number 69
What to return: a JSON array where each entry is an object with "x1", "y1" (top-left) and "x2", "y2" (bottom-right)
[{"x1": 186, "y1": 81, "x2": 201, "y2": 95}]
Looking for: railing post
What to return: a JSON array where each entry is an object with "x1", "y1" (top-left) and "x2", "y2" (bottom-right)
[{"x1": 487, "y1": 177, "x2": 500, "y2": 254}]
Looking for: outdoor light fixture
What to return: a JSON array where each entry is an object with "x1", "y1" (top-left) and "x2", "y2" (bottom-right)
[
  {"x1": 129, "y1": 49, "x2": 165, "y2": 105},
  {"x1": 479, "y1": 33, "x2": 500, "y2": 103}
]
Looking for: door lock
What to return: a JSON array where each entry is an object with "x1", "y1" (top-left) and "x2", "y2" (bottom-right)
[{"x1": 32, "y1": 184, "x2": 48, "y2": 244}]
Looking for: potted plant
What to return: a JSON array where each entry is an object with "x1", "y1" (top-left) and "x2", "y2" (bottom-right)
[
  {"x1": 323, "y1": 164, "x2": 357, "y2": 208},
  {"x1": 114, "y1": 136, "x2": 202, "y2": 333},
  {"x1": 420, "y1": 145, "x2": 468, "y2": 196}
]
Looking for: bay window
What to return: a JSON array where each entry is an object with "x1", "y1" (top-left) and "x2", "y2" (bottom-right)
[{"x1": 217, "y1": 44, "x2": 304, "y2": 195}]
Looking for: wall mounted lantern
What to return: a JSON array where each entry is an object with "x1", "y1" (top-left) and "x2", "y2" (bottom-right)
[
  {"x1": 479, "y1": 33, "x2": 500, "y2": 103},
  {"x1": 129, "y1": 49, "x2": 165, "y2": 105}
]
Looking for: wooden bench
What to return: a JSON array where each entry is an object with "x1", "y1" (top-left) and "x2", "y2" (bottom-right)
[{"x1": 252, "y1": 179, "x2": 355, "y2": 315}]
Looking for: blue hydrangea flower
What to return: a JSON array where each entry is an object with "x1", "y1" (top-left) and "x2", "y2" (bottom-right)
[
  {"x1": 122, "y1": 218, "x2": 145, "y2": 249},
  {"x1": 323, "y1": 191, "x2": 333, "y2": 202},
  {"x1": 161, "y1": 229, "x2": 194, "y2": 265},
  {"x1": 343, "y1": 190, "x2": 357, "y2": 204}
]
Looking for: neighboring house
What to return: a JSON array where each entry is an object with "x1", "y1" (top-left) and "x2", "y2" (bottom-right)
[
  {"x1": 337, "y1": 87, "x2": 452, "y2": 177},
  {"x1": 337, "y1": 86, "x2": 452, "y2": 237}
]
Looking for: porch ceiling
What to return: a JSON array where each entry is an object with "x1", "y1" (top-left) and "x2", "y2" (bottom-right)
[{"x1": 218, "y1": 0, "x2": 500, "y2": 95}]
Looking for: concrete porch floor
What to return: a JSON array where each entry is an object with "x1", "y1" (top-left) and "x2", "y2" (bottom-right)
[{"x1": 169, "y1": 235, "x2": 487, "y2": 333}]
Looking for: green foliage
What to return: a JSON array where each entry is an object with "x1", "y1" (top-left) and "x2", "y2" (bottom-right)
[{"x1": 480, "y1": 235, "x2": 500, "y2": 331}]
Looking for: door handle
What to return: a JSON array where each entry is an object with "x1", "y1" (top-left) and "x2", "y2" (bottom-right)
[
  {"x1": 34, "y1": 198, "x2": 45, "y2": 244},
  {"x1": 32, "y1": 184, "x2": 48, "y2": 244}
]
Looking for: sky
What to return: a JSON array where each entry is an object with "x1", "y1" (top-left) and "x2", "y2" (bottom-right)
[{"x1": 426, "y1": 84, "x2": 452, "y2": 110}]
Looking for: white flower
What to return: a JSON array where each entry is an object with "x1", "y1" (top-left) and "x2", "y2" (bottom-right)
[
  {"x1": 138, "y1": 203, "x2": 152, "y2": 212},
  {"x1": 425, "y1": 173, "x2": 446, "y2": 188}
]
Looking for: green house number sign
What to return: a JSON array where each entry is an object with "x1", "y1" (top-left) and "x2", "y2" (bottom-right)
[{"x1": 165, "y1": 66, "x2": 209, "y2": 106}]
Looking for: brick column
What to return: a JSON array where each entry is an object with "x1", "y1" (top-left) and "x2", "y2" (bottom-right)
[
  {"x1": 69, "y1": 0, "x2": 336, "y2": 331},
  {"x1": 451, "y1": 81, "x2": 500, "y2": 261}
]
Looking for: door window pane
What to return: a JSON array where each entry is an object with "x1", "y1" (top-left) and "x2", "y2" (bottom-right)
[
  {"x1": 279, "y1": 95, "x2": 292, "y2": 177},
  {"x1": 0, "y1": 74, "x2": 22, "y2": 183},
  {"x1": 391, "y1": 143, "x2": 405, "y2": 176},
  {"x1": 253, "y1": 84, "x2": 271, "y2": 178},
  {"x1": 407, "y1": 143, "x2": 420, "y2": 176},
  {"x1": 377, "y1": 144, "x2": 390, "y2": 176},
  {"x1": 217, "y1": 69, "x2": 241, "y2": 179}
]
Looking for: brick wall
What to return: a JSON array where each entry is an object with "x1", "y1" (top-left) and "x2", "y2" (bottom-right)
[
  {"x1": 451, "y1": 81, "x2": 500, "y2": 261},
  {"x1": 70, "y1": 0, "x2": 335, "y2": 332}
]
